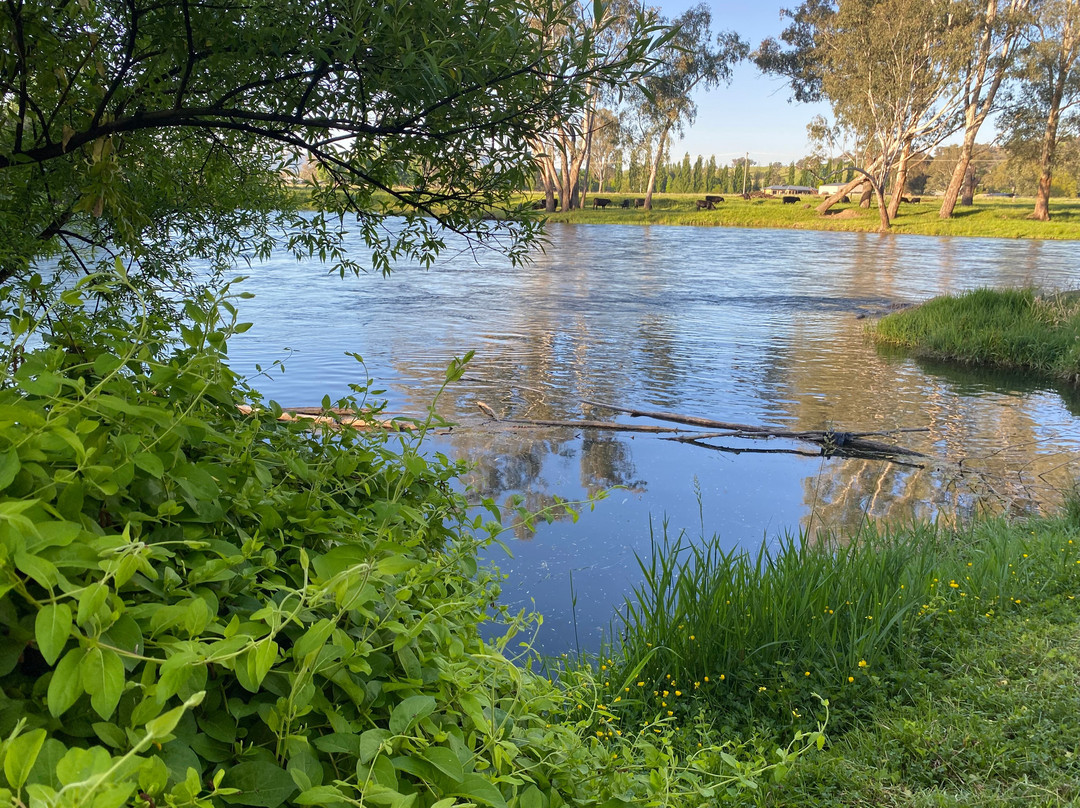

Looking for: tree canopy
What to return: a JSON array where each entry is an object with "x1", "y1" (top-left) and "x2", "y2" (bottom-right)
[{"x1": 0, "y1": 0, "x2": 663, "y2": 318}]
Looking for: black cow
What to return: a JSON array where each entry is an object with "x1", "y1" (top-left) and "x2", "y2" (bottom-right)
[
  {"x1": 705, "y1": 195, "x2": 725, "y2": 204},
  {"x1": 592, "y1": 197, "x2": 611, "y2": 209},
  {"x1": 634, "y1": 198, "x2": 645, "y2": 208},
  {"x1": 696, "y1": 199, "x2": 713, "y2": 210},
  {"x1": 619, "y1": 199, "x2": 631, "y2": 208},
  {"x1": 782, "y1": 195, "x2": 799, "y2": 204}
]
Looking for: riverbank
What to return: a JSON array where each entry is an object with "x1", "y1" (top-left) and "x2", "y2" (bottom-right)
[
  {"x1": 543, "y1": 193, "x2": 1080, "y2": 240},
  {"x1": 287, "y1": 187, "x2": 1080, "y2": 240},
  {"x1": 870, "y1": 288, "x2": 1080, "y2": 384},
  {"x1": 587, "y1": 512, "x2": 1080, "y2": 806}
]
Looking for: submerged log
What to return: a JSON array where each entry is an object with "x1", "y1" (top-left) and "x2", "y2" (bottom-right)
[
  {"x1": 237, "y1": 404, "x2": 414, "y2": 431},
  {"x1": 581, "y1": 400, "x2": 928, "y2": 460}
]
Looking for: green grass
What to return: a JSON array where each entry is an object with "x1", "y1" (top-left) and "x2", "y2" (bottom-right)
[
  {"x1": 283, "y1": 185, "x2": 1080, "y2": 240},
  {"x1": 754, "y1": 592, "x2": 1080, "y2": 807},
  {"x1": 542, "y1": 194, "x2": 1080, "y2": 240},
  {"x1": 870, "y1": 288, "x2": 1080, "y2": 384},
  {"x1": 573, "y1": 509, "x2": 1080, "y2": 805}
]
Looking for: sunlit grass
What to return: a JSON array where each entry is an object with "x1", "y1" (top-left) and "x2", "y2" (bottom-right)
[
  {"x1": 870, "y1": 287, "x2": 1080, "y2": 384},
  {"x1": 542, "y1": 194, "x2": 1080, "y2": 240},
  {"x1": 584, "y1": 513, "x2": 1080, "y2": 741},
  {"x1": 285, "y1": 186, "x2": 1080, "y2": 239}
]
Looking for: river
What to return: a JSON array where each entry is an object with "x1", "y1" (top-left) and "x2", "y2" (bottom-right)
[{"x1": 229, "y1": 222, "x2": 1080, "y2": 653}]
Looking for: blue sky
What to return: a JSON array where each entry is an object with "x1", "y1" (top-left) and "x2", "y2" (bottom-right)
[{"x1": 650, "y1": 1, "x2": 831, "y2": 166}]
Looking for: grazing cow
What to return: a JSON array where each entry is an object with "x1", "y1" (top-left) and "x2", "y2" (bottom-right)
[
  {"x1": 705, "y1": 195, "x2": 725, "y2": 204},
  {"x1": 619, "y1": 199, "x2": 631, "y2": 208},
  {"x1": 910, "y1": 197, "x2": 921, "y2": 204},
  {"x1": 696, "y1": 199, "x2": 714, "y2": 210},
  {"x1": 900, "y1": 196, "x2": 911, "y2": 204},
  {"x1": 741, "y1": 193, "x2": 751, "y2": 200},
  {"x1": 530, "y1": 199, "x2": 545, "y2": 210},
  {"x1": 839, "y1": 195, "x2": 850, "y2": 203},
  {"x1": 593, "y1": 197, "x2": 612, "y2": 209},
  {"x1": 634, "y1": 198, "x2": 645, "y2": 208},
  {"x1": 782, "y1": 195, "x2": 799, "y2": 204}
]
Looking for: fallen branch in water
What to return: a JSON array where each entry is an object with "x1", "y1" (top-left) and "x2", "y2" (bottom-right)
[
  {"x1": 581, "y1": 400, "x2": 928, "y2": 460},
  {"x1": 237, "y1": 404, "x2": 414, "y2": 431}
]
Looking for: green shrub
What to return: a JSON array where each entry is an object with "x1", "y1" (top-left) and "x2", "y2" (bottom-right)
[{"x1": 0, "y1": 273, "x2": 820, "y2": 808}]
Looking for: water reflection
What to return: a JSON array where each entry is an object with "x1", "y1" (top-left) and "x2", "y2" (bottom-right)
[{"x1": 230, "y1": 223, "x2": 1080, "y2": 652}]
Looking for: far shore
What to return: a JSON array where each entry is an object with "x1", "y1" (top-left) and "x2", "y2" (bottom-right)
[{"x1": 537, "y1": 193, "x2": 1080, "y2": 240}]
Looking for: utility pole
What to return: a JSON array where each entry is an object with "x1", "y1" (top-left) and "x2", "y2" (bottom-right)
[{"x1": 742, "y1": 152, "x2": 748, "y2": 196}]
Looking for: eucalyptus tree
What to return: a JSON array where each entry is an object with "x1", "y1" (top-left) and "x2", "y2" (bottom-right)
[
  {"x1": 631, "y1": 4, "x2": 747, "y2": 210},
  {"x1": 938, "y1": 0, "x2": 1032, "y2": 218},
  {"x1": 1001, "y1": 0, "x2": 1080, "y2": 220},
  {"x1": 0, "y1": 0, "x2": 663, "y2": 322},
  {"x1": 768, "y1": 0, "x2": 970, "y2": 227},
  {"x1": 529, "y1": 0, "x2": 659, "y2": 211}
]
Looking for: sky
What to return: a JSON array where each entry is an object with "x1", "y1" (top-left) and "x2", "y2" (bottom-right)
[{"x1": 650, "y1": 1, "x2": 832, "y2": 166}]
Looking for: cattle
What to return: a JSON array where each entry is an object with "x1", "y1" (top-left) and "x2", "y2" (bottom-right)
[
  {"x1": 634, "y1": 198, "x2": 645, "y2": 208},
  {"x1": 530, "y1": 199, "x2": 545, "y2": 210},
  {"x1": 696, "y1": 199, "x2": 714, "y2": 210},
  {"x1": 900, "y1": 196, "x2": 911, "y2": 204},
  {"x1": 741, "y1": 193, "x2": 751, "y2": 200},
  {"x1": 910, "y1": 197, "x2": 921, "y2": 204},
  {"x1": 705, "y1": 195, "x2": 725, "y2": 204},
  {"x1": 782, "y1": 195, "x2": 799, "y2": 204},
  {"x1": 619, "y1": 199, "x2": 631, "y2": 208},
  {"x1": 839, "y1": 195, "x2": 850, "y2": 203},
  {"x1": 592, "y1": 197, "x2": 611, "y2": 209}
]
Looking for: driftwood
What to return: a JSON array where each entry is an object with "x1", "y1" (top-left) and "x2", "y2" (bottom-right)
[
  {"x1": 241, "y1": 396, "x2": 929, "y2": 466},
  {"x1": 237, "y1": 404, "x2": 414, "y2": 431},
  {"x1": 580, "y1": 400, "x2": 928, "y2": 462}
]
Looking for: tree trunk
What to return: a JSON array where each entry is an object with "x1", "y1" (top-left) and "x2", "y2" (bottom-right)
[
  {"x1": 961, "y1": 164, "x2": 977, "y2": 206},
  {"x1": 1033, "y1": 94, "x2": 1064, "y2": 221},
  {"x1": 815, "y1": 171, "x2": 874, "y2": 214},
  {"x1": 938, "y1": 0, "x2": 1021, "y2": 219},
  {"x1": 875, "y1": 186, "x2": 891, "y2": 230},
  {"x1": 886, "y1": 142, "x2": 912, "y2": 220},
  {"x1": 859, "y1": 181, "x2": 873, "y2": 208},
  {"x1": 643, "y1": 127, "x2": 671, "y2": 211}
]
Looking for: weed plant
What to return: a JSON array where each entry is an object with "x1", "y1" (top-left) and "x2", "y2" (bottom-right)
[
  {"x1": 871, "y1": 287, "x2": 1080, "y2": 383},
  {"x1": 598, "y1": 514, "x2": 1080, "y2": 740}
]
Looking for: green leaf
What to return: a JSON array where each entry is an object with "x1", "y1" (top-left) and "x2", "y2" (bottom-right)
[
  {"x1": 80, "y1": 646, "x2": 125, "y2": 719},
  {"x1": 133, "y1": 452, "x2": 164, "y2": 478},
  {"x1": 454, "y1": 774, "x2": 507, "y2": 808},
  {"x1": 3, "y1": 728, "x2": 46, "y2": 789},
  {"x1": 295, "y1": 786, "x2": 347, "y2": 805},
  {"x1": 47, "y1": 647, "x2": 86, "y2": 717},
  {"x1": 358, "y1": 729, "x2": 392, "y2": 764},
  {"x1": 220, "y1": 761, "x2": 298, "y2": 808},
  {"x1": 388, "y1": 695, "x2": 436, "y2": 735},
  {"x1": 420, "y1": 746, "x2": 463, "y2": 783},
  {"x1": 0, "y1": 448, "x2": 20, "y2": 491},
  {"x1": 292, "y1": 618, "x2": 335, "y2": 660},
  {"x1": 35, "y1": 603, "x2": 73, "y2": 665}
]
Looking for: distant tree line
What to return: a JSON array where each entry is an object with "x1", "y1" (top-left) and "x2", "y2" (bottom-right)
[{"x1": 531, "y1": 0, "x2": 1080, "y2": 227}]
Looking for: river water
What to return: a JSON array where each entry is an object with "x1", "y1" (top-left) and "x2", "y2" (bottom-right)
[{"x1": 229, "y1": 222, "x2": 1080, "y2": 652}]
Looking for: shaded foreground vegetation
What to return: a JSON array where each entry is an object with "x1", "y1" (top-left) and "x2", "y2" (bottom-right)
[
  {"x1": 2, "y1": 280, "x2": 1079, "y2": 807},
  {"x1": 870, "y1": 288, "x2": 1080, "y2": 384}
]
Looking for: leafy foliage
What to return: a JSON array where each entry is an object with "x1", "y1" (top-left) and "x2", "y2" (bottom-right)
[
  {"x1": 0, "y1": 273, "x2": 821, "y2": 807},
  {"x1": 0, "y1": 0, "x2": 664, "y2": 322}
]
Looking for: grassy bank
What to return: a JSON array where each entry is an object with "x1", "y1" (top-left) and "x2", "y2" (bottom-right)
[
  {"x1": 544, "y1": 193, "x2": 1080, "y2": 240},
  {"x1": 581, "y1": 512, "x2": 1080, "y2": 806},
  {"x1": 869, "y1": 288, "x2": 1080, "y2": 383},
  {"x1": 285, "y1": 186, "x2": 1080, "y2": 240}
]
